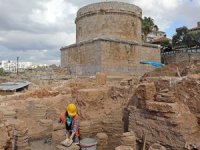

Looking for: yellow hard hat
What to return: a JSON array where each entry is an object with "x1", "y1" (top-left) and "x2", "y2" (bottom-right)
[{"x1": 66, "y1": 103, "x2": 77, "y2": 117}]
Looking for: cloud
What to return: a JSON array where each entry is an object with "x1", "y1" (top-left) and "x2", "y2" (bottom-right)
[
  {"x1": 133, "y1": 0, "x2": 200, "y2": 33},
  {"x1": 0, "y1": 0, "x2": 199, "y2": 64},
  {"x1": 0, "y1": 0, "x2": 77, "y2": 65}
]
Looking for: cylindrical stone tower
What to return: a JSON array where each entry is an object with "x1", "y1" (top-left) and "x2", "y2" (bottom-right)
[{"x1": 75, "y1": 2, "x2": 142, "y2": 43}]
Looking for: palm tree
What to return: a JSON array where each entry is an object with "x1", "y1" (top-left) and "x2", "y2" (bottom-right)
[{"x1": 142, "y1": 17, "x2": 155, "y2": 42}]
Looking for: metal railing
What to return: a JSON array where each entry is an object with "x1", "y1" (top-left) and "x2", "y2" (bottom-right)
[{"x1": 161, "y1": 47, "x2": 200, "y2": 55}]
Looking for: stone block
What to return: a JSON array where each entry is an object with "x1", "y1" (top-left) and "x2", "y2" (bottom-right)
[
  {"x1": 145, "y1": 101, "x2": 178, "y2": 113},
  {"x1": 155, "y1": 92, "x2": 176, "y2": 103},
  {"x1": 136, "y1": 82, "x2": 156, "y2": 100},
  {"x1": 121, "y1": 132, "x2": 136, "y2": 149}
]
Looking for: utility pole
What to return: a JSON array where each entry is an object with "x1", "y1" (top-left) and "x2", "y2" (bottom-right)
[{"x1": 17, "y1": 57, "x2": 19, "y2": 75}]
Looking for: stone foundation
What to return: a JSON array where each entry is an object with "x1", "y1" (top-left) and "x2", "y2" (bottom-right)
[{"x1": 61, "y1": 38, "x2": 160, "y2": 75}]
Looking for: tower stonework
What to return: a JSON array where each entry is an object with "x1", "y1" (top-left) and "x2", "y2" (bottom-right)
[
  {"x1": 60, "y1": 2, "x2": 160, "y2": 75},
  {"x1": 75, "y1": 2, "x2": 142, "y2": 43}
]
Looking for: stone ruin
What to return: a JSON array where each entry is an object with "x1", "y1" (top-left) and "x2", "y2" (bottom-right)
[
  {"x1": 1, "y1": 63, "x2": 200, "y2": 150},
  {"x1": 60, "y1": 1, "x2": 160, "y2": 76},
  {"x1": 126, "y1": 77, "x2": 200, "y2": 149}
]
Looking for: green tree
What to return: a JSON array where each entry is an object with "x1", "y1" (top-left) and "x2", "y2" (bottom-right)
[
  {"x1": 172, "y1": 26, "x2": 188, "y2": 48},
  {"x1": 172, "y1": 26, "x2": 200, "y2": 48},
  {"x1": 193, "y1": 32, "x2": 200, "y2": 46},
  {"x1": 0, "y1": 68, "x2": 5, "y2": 76},
  {"x1": 142, "y1": 17, "x2": 155, "y2": 42},
  {"x1": 160, "y1": 40, "x2": 171, "y2": 47}
]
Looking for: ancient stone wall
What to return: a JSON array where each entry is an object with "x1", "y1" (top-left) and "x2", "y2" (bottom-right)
[
  {"x1": 61, "y1": 40, "x2": 102, "y2": 75},
  {"x1": 61, "y1": 39, "x2": 160, "y2": 75},
  {"x1": 76, "y1": 2, "x2": 142, "y2": 43},
  {"x1": 100, "y1": 41, "x2": 160, "y2": 74},
  {"x1": 161, "y1": 49, "x2": 200, "y2": 64},
  {"x1": 127, "y1": 78, "x2": 200, "y2": 149}
]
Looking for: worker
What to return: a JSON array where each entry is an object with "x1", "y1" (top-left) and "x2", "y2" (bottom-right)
[{"x1": 59, "y1": 103, "x2": 79, "y2": 145}]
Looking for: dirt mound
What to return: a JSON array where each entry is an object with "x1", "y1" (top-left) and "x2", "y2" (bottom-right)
[
  {"x1": 27, "y1": 88, "x2": 59, "y2": 98},
  {"x1": 145, "y1": 60, "x2": 200, "y2": 77}
]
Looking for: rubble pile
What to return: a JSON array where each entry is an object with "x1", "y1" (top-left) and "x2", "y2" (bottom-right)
[
  {"x1": 27, "y1": 88, "x2": 59, "y2": 98},
  {"x1": 96, "y1": 132, "x2": 108, "y2": 150}
]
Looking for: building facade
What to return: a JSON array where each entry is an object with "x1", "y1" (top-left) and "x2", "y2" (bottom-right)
[
  {"x1": 146, "y1": 30, "x2": 166, "y2": 43},
  {"x1": 0, "y1": 60, "x2": 32, "y2": 72}
]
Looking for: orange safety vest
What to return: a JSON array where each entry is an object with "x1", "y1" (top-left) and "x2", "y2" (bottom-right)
[{"x1": 59, "y1": 113, "x2": 79, "y2": 137}]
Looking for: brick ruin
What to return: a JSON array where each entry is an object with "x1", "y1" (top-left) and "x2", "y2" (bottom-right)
[
  {"x1": 0, "y1": 71, "x2": 200, "y2": 149},
  {"x1": 60, "y1": 2, "x2": 160, "y2": 76}
]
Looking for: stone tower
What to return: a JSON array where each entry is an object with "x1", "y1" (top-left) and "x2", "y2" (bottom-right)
[
  {"x1": 75, "y1": 2, "x2": 142, "y2": 43},
  {"x1": 60, "y1": 2, "x2": 160, "y2": 75}
]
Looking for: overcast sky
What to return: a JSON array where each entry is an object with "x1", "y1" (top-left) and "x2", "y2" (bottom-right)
[{"x1": 0, "y1": 0, "x2": 199, "y2": 65}]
